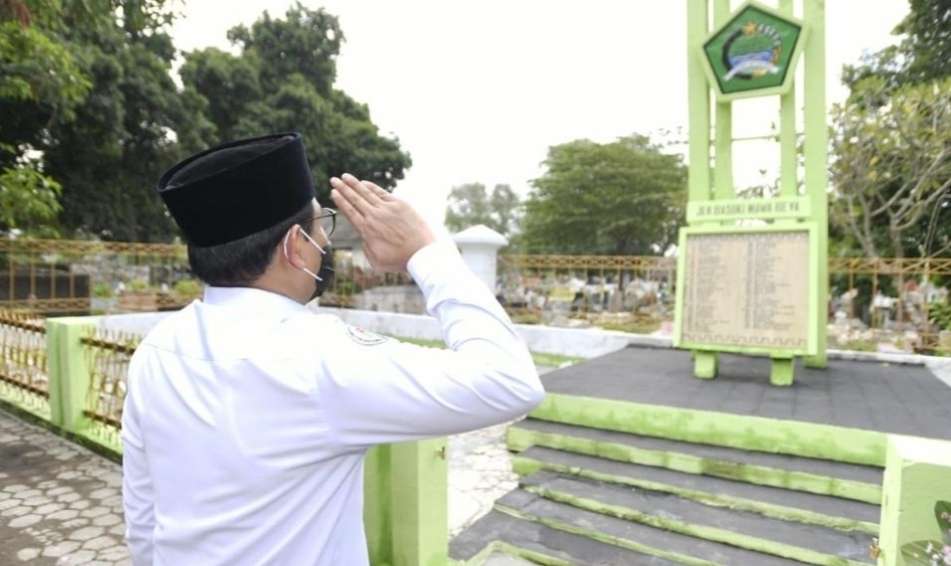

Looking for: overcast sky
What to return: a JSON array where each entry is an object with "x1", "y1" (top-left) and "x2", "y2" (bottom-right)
[{"x1": 169, "y1": 0, "x2": 910, "y2": 230}]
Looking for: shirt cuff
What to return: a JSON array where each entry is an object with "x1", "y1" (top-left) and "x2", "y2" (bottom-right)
[{"x1": 407, "y1": 240, "x2": 463, "y2": 284}]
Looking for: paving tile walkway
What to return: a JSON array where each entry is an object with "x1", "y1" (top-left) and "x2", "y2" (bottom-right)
[{"x1": 0, "y1": 409, "x2": 128, "y2": 566}]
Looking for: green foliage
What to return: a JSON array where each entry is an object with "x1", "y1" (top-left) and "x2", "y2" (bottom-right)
[
  {"x1": 127, "y1": 279, "x2": 150, "y2": 293},
  {"x1": 445, "y1": 183, "x2": 520, "y2": 236},
  {"x1": 839, "y1": 338, "x2": 877, "y2": 353},
  {"x1": 172, "y1": 278, "x2": 202, "y2": 299},
  {"x1": 0, "y1": 19, "x2": 89, "y2": 114},
  {"x1": 519, "y1": 135, "x2": 686, "y2": 254},
  {"x1": 901, "y1": 500, "x2": 951, "y2": 564},
  {"x1": 0, "y1": 0, "x2": 215, "y2": 241},
  {"x1": 829, "y1": 77, "x2": 951, "y2": 259},
  {"x1": 43, "y1": 2, "x2": 216, "y2": 242},
  {"x1": 843, "y1": 0, "x2": 951, "y2": 92},
  {"x1": 930, "y1": 300, "x2": 951, "y2": 331},
  {"x1": 92, "y1": 282, "x2": 112, "y2": 298},
  {"x1": 832, "y1": 0, "x2": 951, "y2": 260},
  {"x1": 896, "y1": 0, "x2": 951, "y2": 84},
  {"x1": 0, "y1": 157, "x2": 62, "y2": 235},
  {"x1": 180, "y1": 3, "x2": 411, "y2": 206}
]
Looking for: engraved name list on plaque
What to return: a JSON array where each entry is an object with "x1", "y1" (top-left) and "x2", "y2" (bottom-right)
[{"x1": 681, "y1": 231, "x2": 810, "y2": 351}]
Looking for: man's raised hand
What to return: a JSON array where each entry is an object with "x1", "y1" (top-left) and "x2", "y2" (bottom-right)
[{"x1": 330, "y1": 173, "x2": 436, "y2": 273}]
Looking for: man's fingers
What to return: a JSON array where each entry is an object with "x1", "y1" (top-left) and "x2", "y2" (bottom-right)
[
  {"x1": 341, "y1": 173, "x2": 383, "y2": 208},
  {"x1": 330, "y1": 188, "x2": 367, "y2": 233},
  {"x1": 331, "y1": 177, "x2": 374, "y2": 217},
  {"x1": 364, "y1": 181, "x2": 394, "y2": 201}
]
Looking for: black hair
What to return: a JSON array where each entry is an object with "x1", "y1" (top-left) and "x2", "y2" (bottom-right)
[{"x1": 187, "y1": 203, "x2": 315, "y2": 286}]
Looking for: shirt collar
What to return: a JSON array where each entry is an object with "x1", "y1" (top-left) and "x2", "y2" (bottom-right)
[{"x1": 202, "y1": 286, "x2": 307, "y2": 319}]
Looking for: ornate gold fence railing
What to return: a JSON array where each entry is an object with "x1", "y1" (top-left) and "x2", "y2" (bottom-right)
[
  {"x1": 0, "y1": 310, "x2": 49, "y2": 418},
  {"x1": 80, "y1": 329, "x2": 139, "y2": 449},
  {"x1": 0, "y1": 238, "x2": 414, "y2": 315},
  {"x1": 0, "y1": 238, "x2": 193, "y2": 315}
]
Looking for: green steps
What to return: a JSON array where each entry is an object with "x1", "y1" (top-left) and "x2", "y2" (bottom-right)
[
  {"x1": 518, "y1": 471, "x2": 875, "y2": 566},
  {"x1": 450, "y1": 508, "x2": 682, "y2": 565},
  {"x1": 513, "y1": 447, "x2": 880, "y2": 535},
  {"x1": 453, "y1": 410, "x2": 885, "y2": 565},
  {"x1": 507, "y1": 419, "x2": 883, "y2": 504},
  {"x1": 492, "y1": 490, "x2": 808, "y2": 566}
]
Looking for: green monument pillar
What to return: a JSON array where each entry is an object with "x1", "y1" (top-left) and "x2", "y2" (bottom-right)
[{"x1": 675, "y1": 0, "x2": 829, "y2": 386}]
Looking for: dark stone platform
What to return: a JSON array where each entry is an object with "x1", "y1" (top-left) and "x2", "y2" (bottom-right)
[{"x1": 542, "y1": 346, "x2": 951, "y2": 440}]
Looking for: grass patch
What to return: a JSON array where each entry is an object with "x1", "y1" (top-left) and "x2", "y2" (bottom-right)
[
  {"x1": 388, "y1": 335, "x2": 583, "y2": 368},
  {"x1": 837, "y1": 339, "x2": 878, "y2": 352},
  {"x1": 597, "y1": 318, "x2": 663, "y2": 335}
]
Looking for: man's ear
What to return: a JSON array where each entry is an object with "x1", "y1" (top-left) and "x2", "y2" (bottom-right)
[{"x1": 282, "y1": 225, "x2": 307, "y2": 270}]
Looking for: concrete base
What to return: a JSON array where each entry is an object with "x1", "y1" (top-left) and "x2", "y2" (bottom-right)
[
  {"x1": 770, "y1": 358, "x2": 794, "y2": 387},
  {"x1": 693, "y1": 351, "x2": 718, "y2": 380}
]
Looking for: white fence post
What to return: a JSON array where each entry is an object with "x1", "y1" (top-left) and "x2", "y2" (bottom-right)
[{"x1": 451, "y1": 225, "x2": 508, "y2": 294}]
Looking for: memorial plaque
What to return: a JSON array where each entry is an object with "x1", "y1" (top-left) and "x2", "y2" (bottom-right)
[{"x1": 680, "y1": 230, "x2": 810, "y2": 352}]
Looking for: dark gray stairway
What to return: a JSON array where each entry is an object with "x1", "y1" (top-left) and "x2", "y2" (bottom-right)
[{"x1": 450, "y1": 417, "x2": 882, "y2": 565}]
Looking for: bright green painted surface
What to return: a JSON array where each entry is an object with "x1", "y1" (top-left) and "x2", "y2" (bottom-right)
[
  {"x1": 693, "y1": 351, "x2": 718, "y2": 379},
  {"x1": 526, "y1": 484, "x2": 869, "y2": 566},
  {"x1": 713, "y1": 0, "x2": 733, "y2": 201},
  {"x1": 508, "y1": 425, "x2": 881, "y2": 504},
  {"x1": 365, "y1": 445, "x2": 393, "y2": 566},
  {"x1": 878, "y1": 435, "x2": 951, "y2": 566},
  {"x1": 686, "y1": 0, "x2": 711, "y2": 205},
  {"x1": 46, "y1": 318, "x2": 95, "y2": 433},
  {"x1": 512, "y1": 455, "x2": 879, "y2": 535},
  {"x1": 365, "y1": 439, "x2": 449, "y2": 566},
  {"x1": 526, "y1": 393, "x2": 888, "y2": 468},
  {"x1": 0, "y1": 380, "x2": 51, "y2": 421},
  {"x1": 778, "y1": 0, "x2": 798, "y2": 199},
  {"x1": 770, "y1": 357, "x2": 794, "y2": 386},
  {"x1": 802, "y1": 0, "x2": 829, "y2": 369}
]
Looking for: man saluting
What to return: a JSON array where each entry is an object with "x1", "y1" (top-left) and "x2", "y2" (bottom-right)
[{"x1": 121, "y1": 132, "x2": 545, "y2": 565}]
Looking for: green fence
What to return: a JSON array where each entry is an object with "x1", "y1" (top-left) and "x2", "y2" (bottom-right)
[{"x1": 0, "y1": 312, "x2": 447, "y2": 566}]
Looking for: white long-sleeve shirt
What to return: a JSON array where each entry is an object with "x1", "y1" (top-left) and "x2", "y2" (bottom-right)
[{"x1": 121, "y1": 240, "x2": 544, "y2": 566}]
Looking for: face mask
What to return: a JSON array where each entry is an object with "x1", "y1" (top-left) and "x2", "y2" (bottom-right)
[{"x1": 283, "y1": 227, "x2": 335, "y2": 301}]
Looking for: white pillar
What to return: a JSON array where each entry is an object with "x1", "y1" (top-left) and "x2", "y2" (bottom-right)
[{"x1": 452, "y1": 225, "x2": 508, "y2": 293}]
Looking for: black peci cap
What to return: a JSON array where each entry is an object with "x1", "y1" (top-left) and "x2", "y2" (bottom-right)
[{"x1": 157, "y1": 132, "x2": 316, "y2": 247}]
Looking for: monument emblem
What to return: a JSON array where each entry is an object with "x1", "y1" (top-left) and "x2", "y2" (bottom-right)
[{"x1": 701, "y1": 2, "x2": 806, "y2": 99}]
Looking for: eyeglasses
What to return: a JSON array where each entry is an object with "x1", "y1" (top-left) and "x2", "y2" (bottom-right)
[{"x1": 313, "y1": 208, "x2": 337, "y2": 239}]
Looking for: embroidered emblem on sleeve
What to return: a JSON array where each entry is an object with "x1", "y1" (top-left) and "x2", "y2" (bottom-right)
[{"x1": 345, "y1": 325, "x2": 389, "y2": 346}]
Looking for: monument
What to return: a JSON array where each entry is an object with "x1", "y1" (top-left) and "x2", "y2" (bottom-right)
[{"x1": 673, "y1": 0, "x2": 828, "y2": 386}]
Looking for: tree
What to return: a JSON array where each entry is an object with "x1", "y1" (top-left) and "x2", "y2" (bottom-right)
[
  {"x1": 0, "y1": 152, "x2": 62, "y2": 235},
  {"x1": 444, "y1": 183, "x2": 520, "y2": 236},
  {"x1": 40, "y1": 0, "x2": 216, "y2": 242},
  {"x1": 830, "y1": 0, "x2": 951, "y2": 260},
  {"x1": 0, "y1": 0, "x2": 216, "y2": 241},
  {"x1": 0, "y1": 0, "x2": 89, "y2": 235},
  {"x1": 842, "y1": 0, "x2": 950, "y2": 94},
  {"x1": 519, "y1": 135, "x2": 686, "y2": 255},
  {"x1": 829, "y1": 77, "x2": 951, "y2": 260},
  {"x1": 180, "y1": 3, "x2": 411, "y2": 206}
]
